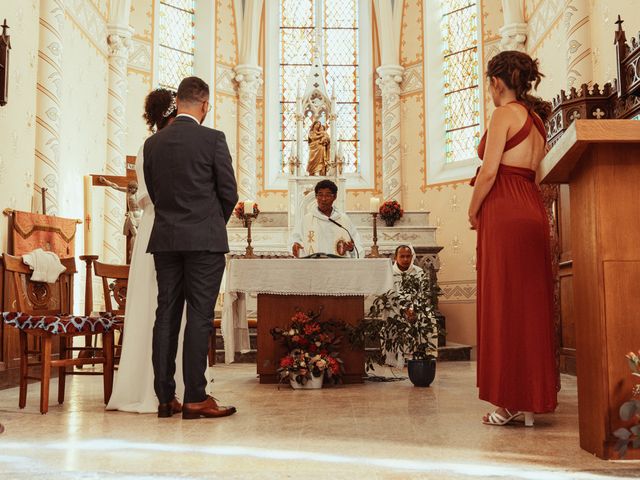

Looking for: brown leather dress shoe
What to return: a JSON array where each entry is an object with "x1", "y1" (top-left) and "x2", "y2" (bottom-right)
[
  {"x1": 182, "y1": 395, "x2": 237, "y2": 420},
  {"x1": 157, "y1": 397, "x2": 183, "y2": 418}
]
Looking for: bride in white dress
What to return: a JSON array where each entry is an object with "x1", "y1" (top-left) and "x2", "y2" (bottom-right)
[{"x1": 107, "y1": 89, "x2": 212, "y2": 413}]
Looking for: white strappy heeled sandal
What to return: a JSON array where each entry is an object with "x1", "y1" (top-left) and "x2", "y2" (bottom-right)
[{"x1": 483, "y1": 409, "x2": 534, "y2": 427}]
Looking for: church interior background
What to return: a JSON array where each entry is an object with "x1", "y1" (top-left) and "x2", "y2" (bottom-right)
[
  {"x1": 1, "y1": 0, "x2": 637, "y2": 349},
  {"x1": 1, "y1": 0, "x2": 640, "y2": 478}
]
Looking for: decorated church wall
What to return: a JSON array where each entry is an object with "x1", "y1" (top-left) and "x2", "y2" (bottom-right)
[
  {"x1": 588, "y1": 0, "x2": 639, "y2": 85},
  {"x1": 0, "y1": 0, "x2": 111, "y2": 258},
  {"x1": 0, "y1": 1, "x2": 40, "y2": 252},
  {"x1": 59, "y1": 0, "x2": 109, "y2": 252},
  {"x1": 213, "y1": 0, "x2": 240, "y2": 198},
  {"x1": 126, "y1": 0, "x2": 155, "y2": 156}
]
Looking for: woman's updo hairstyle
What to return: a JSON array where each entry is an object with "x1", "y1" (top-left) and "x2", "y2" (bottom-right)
[
  {"x1": 143, "y1": 88, "x2": 177, "y2": 132},
  {"x1": 486, "y1": 50, "x2": 552, "y2": 122}
]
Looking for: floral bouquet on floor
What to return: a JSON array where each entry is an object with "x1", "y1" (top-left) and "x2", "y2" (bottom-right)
[
  {"x1": 270, "y1": 310, "x2": 345, "y2": 387},
  {"x1": 379, "y1": 200, "x2": 403, "y2": 226}
]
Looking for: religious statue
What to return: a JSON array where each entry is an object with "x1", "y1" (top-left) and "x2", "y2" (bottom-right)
[
  {"x1": 307, "y1": 120, "x2": 330, "y2": 176},
  {"x1": 99, "y1": 176, "x2": 142, "y2": 259}
]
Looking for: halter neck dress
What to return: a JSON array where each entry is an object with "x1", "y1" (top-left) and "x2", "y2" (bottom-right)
[{"x1": 473, "y1": 101, "x2": 558, "y2": 413}]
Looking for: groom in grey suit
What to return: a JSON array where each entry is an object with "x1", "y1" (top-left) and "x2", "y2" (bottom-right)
[{"x1": 143, "y1": 76, "x2": 238, "y2": 419}]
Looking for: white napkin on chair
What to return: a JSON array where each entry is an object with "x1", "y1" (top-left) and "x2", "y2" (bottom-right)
[{"x1": 22, "y1": 248, "x2": 66, "y2": 283}]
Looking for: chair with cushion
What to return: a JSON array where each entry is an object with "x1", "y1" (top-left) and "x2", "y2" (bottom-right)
[
  {"x1": 1, "y1": 254, "x2": 115, "y2": 414},
  {"x1": 92, "y1": 261, "x2": 129, "y2": 365}
]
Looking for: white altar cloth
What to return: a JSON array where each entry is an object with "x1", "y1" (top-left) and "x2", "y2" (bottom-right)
[{"x1": 221, "y1": 258, "x2": 394, "y2": 363}]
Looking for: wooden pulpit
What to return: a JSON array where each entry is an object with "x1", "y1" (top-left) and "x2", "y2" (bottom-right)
[{"x1": 540, "y1": 119, "x2": 640, "y2": 459}]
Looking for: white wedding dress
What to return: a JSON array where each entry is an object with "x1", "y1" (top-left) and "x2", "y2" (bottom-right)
[{"x1": 106, "y1": 144, "x2": 213, "y2": 413}]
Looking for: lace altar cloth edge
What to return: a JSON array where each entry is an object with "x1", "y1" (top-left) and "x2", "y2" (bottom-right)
[{"x1": 223, "y1": 258, "x2": 394, "y2": 296}]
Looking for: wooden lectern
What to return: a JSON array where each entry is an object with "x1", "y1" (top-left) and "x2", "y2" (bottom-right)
[{"x1": 540, "y1": 119, "x2": 640, "y2": 460}]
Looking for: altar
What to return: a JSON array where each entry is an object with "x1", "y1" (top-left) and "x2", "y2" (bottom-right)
[{"x1": 221, "y1": 258, "x2": 394, "y2": 383}]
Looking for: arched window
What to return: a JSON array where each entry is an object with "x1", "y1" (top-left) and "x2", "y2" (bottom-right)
[
  {"x1": 425, "y1": 0, "x2": 483, "y2": 184},
  {"x1": 157, "y1": 0, "x2": 196, "y2": 91},
  {"x1": 265, "y1": 0, "x2": 374, "y2": 190},
  {"x1": 280, "y1": 0, "x2": 360, "y2": 173},
  {"x1": 442, "y1": 0, "x2": 481, "y2": 164}
]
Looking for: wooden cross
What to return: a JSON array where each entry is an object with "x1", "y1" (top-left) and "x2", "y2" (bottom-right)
[
  {"x1": 91, "y1": 155, "x2": 137, "y2": 188},
  {"x1": 90, "y1": 155, "x2": 137, "y2": 263}
]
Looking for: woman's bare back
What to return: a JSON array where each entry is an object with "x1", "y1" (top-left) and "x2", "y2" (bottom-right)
[{"x1": 499, "y1": 103, "x2": 546, "y2": 171}]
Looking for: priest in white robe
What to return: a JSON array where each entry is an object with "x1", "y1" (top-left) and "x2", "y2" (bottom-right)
[{"x1": 290, "y1": 179, "x2": 363, "y2": 258}]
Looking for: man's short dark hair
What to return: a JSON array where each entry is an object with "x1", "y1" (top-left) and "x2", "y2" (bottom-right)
[
  {"x1": 177, "y1": 76, "x2": 209, "y2": 105},
  {"x1": 394, "y1": 245, "x2": 412, "y2": 257},
  {"x1": 314, "y1": 179, "x2": 338, "y2": 195}
]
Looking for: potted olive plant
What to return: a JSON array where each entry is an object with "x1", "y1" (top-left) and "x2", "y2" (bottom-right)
[{"x1": 352, "y1": 270, "x2": 442, "y2": 387}]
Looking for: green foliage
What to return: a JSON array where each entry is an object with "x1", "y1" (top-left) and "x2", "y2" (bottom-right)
[
  {"x1": 351, "y1": 270, "x2": 443, "y2": 371},
  {"x1": 614, "y1": 350, "x2": 640, "y2": 458}
]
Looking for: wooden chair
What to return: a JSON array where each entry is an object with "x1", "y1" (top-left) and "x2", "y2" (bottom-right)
[
  {"x1": 1, "y1": 254, "x2": 116, "y2": 414},
  {"x1": 93, "y1": 261, "x2": 129, "y2": 365}
]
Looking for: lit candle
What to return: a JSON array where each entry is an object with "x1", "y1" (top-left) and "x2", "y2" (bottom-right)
[
  {"x1": 369, "y1": 197, "x2": 380, "y2": 213},
  {"x1": 243, "y1": 200, "x2": 254, "y2": 215},
  {"x1": 83, "y1": 175, "x2": 93, "y2": 254}
]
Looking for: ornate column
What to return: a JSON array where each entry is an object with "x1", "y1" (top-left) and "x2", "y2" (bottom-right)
[
  {"x1": 499, "y1": 0, "x2": 527, "y2": 52},
  {"x1": 376, "y1": 65, "x2": 404, "y2": 202},
  {"x1": 564, "y1": 0, "x2": 593, "y2": 88},
  {"x1": 34, "y1": 0, "x2": 64, "y2": 215},
  {"x1": 234, "y1": 64, "x2": 262, "y2": 201},
  {"x1": 104, "y1": 25, "x2": 132, "y2": 263}
]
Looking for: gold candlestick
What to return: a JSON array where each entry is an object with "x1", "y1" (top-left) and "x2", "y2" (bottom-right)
[
  {"x1": 366, "y1": 212, "x2": 381, "y2": 258},
  {"x1": 243, "y1": 213, "x2": 257, "y2": 258}
]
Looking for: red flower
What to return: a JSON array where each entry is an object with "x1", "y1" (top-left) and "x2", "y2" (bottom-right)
[
  {"x1": 304, "y1": 323, "x2": 320, "y2": 335},
  {"x1": 279, "y1": 356, "x2": 293, "y2": 368},
  {"x1": 309, "y1": 344, "x2": 318, "y2": 353},
  {"x1": 292, "y1": 312, "x2": 311, "y2": 323}
]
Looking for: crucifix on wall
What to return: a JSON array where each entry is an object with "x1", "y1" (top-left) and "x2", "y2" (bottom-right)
[{"x1": 89, "y1": 155, "x2": 138, "y2": 264}]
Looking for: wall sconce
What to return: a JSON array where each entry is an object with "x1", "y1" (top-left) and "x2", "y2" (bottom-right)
[{"x1": 0, "y1": 19, "x2": 10, "y2": 107}]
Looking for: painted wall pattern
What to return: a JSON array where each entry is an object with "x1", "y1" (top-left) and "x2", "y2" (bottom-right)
[{"x1": 65, "y1": 0, "x2": 109, "y2": 56}]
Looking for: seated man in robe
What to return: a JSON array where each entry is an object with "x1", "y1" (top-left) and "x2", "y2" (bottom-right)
[
  {"x1": 385, "y1": 245, "x2": 427, "y2": 368},
  {"x1": 392, "y1": 244, "x2": 424, "y2": 287},
  {"x1": 291, "y1": 179, "x2": 363, "y2": 258}
]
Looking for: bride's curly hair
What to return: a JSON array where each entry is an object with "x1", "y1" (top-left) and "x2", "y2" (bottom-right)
[
  {"x1": 143, "y1": 88, "x2": 177, "y2": 132},
  {"x1": 487, "y1": 50, "x2": 552, "y2": 122}
]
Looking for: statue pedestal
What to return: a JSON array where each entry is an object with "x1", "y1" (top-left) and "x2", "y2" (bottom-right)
[{"x1": 287, "y1": 175, "x2": 346, "y2": 231}]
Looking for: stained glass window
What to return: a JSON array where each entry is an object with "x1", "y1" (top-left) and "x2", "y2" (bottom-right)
[
  {"x1": 441, "y1": 1, "x2": 480, "y2": 163},
  {"x1": 280, "y1": 0, "x2": 360, "y2": 173},
  {"x1": 158, "y1": 0, "x2": 196, "y2": 91}
]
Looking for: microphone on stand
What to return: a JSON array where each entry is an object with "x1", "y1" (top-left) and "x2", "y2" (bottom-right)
[{"x1": 328, "y1": 217, "x2": 359, "y2": 258}]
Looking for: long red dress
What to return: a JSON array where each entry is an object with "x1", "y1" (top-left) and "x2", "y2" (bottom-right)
[{"x1": 473, "y1": 102, "x2": 558, "y2": 413}]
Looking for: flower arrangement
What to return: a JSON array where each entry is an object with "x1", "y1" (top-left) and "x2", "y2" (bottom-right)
[
  {"x1": 270, "y1": 310, "x2": 345, "y2": 386},
  {"x1": 234, "y1": 202, "x2": 260, "y2": 220},
  {"x1": 379, "y1": 200, "x2": 403, "y2": 226},
  {"x1": 614, "y1": 350, "x2": 640, "y2": 458}
]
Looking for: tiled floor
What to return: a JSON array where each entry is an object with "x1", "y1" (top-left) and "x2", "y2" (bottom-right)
[{"x1": 0, "y1": 362, "x2": 639, "y2": 479}]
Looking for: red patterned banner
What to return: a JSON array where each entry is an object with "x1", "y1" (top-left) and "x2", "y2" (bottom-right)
[{"x1": 8, "y1": 210, "x2": 79, "y2": 258}]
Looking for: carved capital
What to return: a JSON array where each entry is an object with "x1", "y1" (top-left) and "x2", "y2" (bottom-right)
[
  {"x1": 499, "y1": 23, "x2": 528, "y2": 52},
  {"x1": 234, "y1": 64, "x2": 262, "y2": 96},
  {"x1": 107, "y1": 32, "x2": 132, "y2": 58},
  {"x1": 376, "y1": 65, "x2": 404, "y2": 96}
]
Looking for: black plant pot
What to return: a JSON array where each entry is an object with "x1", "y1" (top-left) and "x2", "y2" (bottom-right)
[{"x1": 407, "y1": 357, "x2": 436, "y2": 387}]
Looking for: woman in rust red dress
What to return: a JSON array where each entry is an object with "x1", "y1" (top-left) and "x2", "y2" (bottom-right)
[{"x1": 468, "y1": 51, "x2": 557, "y2": 426}]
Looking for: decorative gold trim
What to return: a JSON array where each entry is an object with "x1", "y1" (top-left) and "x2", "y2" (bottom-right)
[
  {"x1": 528, "y1": 6, "x2": 564, "y2": 55},
  {"x1": 65, "y1": 12, "x2": 108, "y2": 59}
]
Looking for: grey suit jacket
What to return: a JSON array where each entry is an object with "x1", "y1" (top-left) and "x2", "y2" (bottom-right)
[{"x1": 143, "y1": 115, "x2": 238, "y2": 253}]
